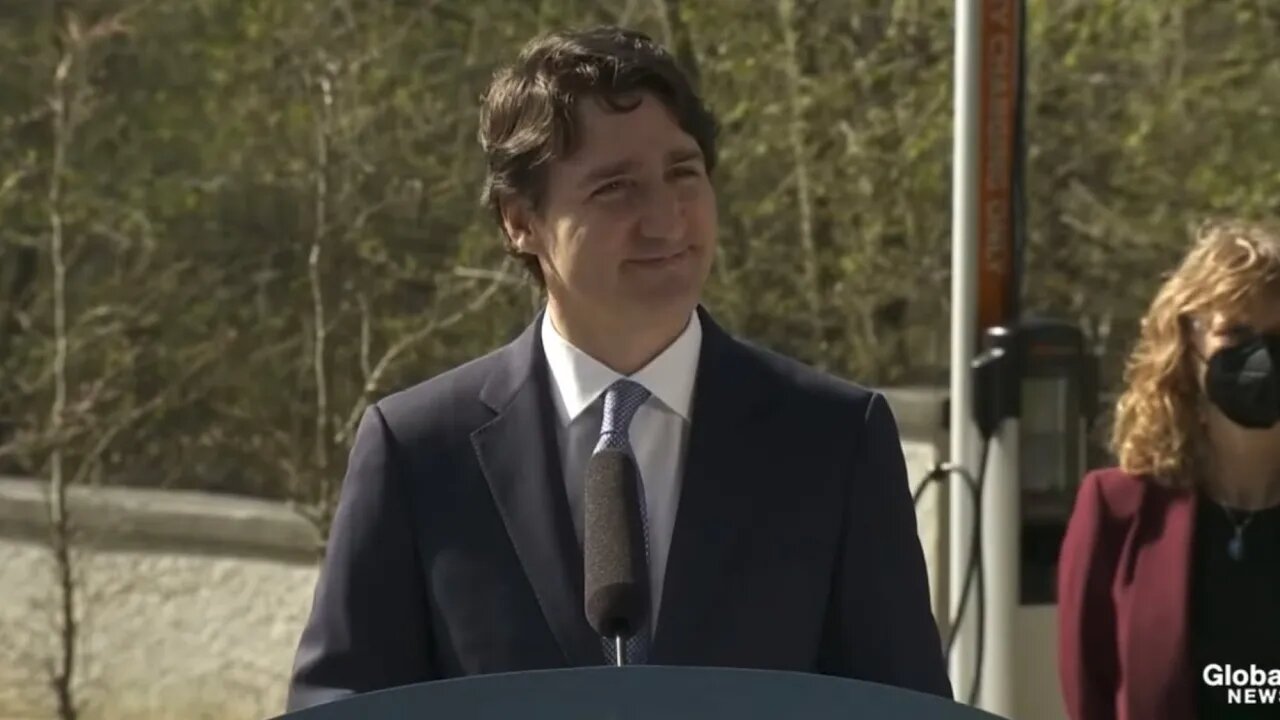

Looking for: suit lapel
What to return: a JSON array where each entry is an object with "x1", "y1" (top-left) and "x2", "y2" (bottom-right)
[
  {"x1": 1125, "y1": 487, "x2": 1195, "y2": 720},
  {"x1": 471, "y1": 313, "x2": 604, "y2": 667},
  {"x1": 651, "y1": 307, "x2": 779, "y2": 662}
]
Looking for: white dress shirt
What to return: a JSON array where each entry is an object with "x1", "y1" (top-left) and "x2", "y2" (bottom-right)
[{"x1": 540, "y1": 311, "x2": 702, "y2": 631}]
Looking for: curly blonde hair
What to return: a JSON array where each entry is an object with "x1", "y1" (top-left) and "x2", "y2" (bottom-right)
[{"x1": 1112, "y1": 219, "x2": 1280, "y2": 487}]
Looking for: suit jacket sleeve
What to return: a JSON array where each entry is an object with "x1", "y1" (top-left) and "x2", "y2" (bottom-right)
[
  {"x1": 818, "y1": 391, "x2": 953, "y2": 699},
  {"x1": 286, "y1": 405, "x2": 435, "y2": 711},
  {"x1": 1057, "y1": 471, "x2": 1120, "y2": 720}
]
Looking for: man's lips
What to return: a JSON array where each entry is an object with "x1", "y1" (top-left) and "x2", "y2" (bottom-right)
[{"x1": 628, "y1": 247, "x2": 692, "y2": 264}]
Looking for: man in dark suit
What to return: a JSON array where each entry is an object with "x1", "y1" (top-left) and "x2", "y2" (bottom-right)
[{"x1": 286, "y1": 25, "x2": 950, "y2": 711}]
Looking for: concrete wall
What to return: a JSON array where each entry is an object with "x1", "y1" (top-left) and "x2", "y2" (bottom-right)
[
  {"x1": 0, "y1": 388, "x2": 961, "y2": 720},
  {"x1": 0, "y1": 478, "x2": 321, "y2": 720}
]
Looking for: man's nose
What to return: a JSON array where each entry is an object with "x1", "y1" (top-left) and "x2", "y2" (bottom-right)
[{"x1": 638, "y1": 184, "x2": 686, "y2": 241}]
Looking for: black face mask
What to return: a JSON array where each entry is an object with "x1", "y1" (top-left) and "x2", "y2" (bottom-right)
[{"x1": 1205, "y1": 334, "x2": 1280, "y2": 429}]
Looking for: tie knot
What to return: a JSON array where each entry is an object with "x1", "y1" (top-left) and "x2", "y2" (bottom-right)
[{"x1": 600, "y1": 379, "x2": 651, "y2": 439}]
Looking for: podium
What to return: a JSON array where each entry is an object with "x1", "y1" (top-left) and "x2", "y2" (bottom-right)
[{"x1": 275, "y1": 666, "x2": 1007, "y2": 719}]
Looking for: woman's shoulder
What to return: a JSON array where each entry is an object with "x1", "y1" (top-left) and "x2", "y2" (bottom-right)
[{"x1": 1078, "y1": 466, "x2": 1151, "y2": 522}]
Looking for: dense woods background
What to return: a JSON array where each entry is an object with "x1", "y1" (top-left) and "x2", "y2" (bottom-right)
[{"x1": 3, "y1": 0, "x2": 1278, "y2": 514}]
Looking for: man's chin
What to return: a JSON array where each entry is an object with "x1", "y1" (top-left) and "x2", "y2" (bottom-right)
[{"x1": 625, "y1": 274, "x2": 703, "y2": 308}]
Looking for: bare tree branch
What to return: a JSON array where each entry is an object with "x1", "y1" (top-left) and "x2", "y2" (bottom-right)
[
  {"x1": 357, "y1": 292, "x2": 372, "y2": 381},
  {"x1": 34, "y1": 9, "x2": 142, "y2": 714},
  {"x1": 776, "y1": 0, "x2": 824, "y2": 364},
  {"x1": 69, "y1": 352, "x2": 219, "y2": 488},
  {"x1": 46, "y1": 9, "x2": 76, "y2": 717},
  {"x1": 0, "y1": 165, "x2": 33, "y2": 206},
  {"x1": 309, "y1": 68, "x2": 334, "y2": 483},
  {"x1": 335, "y1": 263, "x2": 515, "y2": 449},
  {"x1": 452, "y1": 266, "x2": 527, "y2": 285}
]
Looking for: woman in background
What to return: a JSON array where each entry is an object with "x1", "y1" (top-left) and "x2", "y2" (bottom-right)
[{"x1": 1057, "y1": 219, "x2": 1280, "y2": 720}]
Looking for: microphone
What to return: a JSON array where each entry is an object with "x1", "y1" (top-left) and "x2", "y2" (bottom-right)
[{"x1": 582, "y1": 448, "x2": 649, "y2": 666}]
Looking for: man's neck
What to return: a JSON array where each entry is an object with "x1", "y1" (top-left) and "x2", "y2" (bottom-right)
[{"x1": 546, "y1": 300, "x2": 693, "y2": 376}]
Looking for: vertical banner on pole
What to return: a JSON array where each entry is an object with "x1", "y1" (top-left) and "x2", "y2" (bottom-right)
[
  {"x1": 977, "y1": 0, "x2": 1025, "y2": 336},
  {"x1": 970, "y1": 0, "x2": 1027, "y2": 715}
]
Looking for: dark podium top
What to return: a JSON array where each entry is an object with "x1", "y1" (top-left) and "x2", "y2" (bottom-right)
[{"x1": 276, "y1": 666, "x2": 1007, "y2": 719}]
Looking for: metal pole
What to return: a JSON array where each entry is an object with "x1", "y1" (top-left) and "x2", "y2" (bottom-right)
[
  {"x1": 948, "y1": 0, "x2": 981, "y2": 704},
  {"x1": 982, "y1": 418, "x2": 1019, "y2": 715}
]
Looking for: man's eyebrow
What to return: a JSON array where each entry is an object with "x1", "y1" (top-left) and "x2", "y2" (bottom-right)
[
  {"x1": 577, "y1": 148, "x2": 706, "y2": 189},
  {"x1": 667, "y1": 147, "x2": 705, "y2": 166},
  {"x1": 578, "y1": 159, "x2": 640, "y2": 189}
]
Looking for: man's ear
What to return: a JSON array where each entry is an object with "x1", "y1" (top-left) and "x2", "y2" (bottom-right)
[{"x1": 499, "y1": 197, "x2": 541, "y2": 255}]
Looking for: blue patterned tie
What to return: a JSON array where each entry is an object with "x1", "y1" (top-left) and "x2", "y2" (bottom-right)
[{"x1": 595, "y1": 379, "x2": 652, "y2": 665}]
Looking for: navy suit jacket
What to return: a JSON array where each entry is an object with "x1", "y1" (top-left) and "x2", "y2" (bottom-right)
[{"x1": 287, "y1": 307, "x2": 951, "y2": 710}]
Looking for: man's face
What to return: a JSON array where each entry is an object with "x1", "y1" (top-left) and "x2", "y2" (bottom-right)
[{"x1": 508, "y1": 92, "x2": 717, "y2": 326}]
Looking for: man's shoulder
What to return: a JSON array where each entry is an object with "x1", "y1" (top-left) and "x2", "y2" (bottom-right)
[
  {"x1": 728, "y1": 336, "x2": 880, "y2": 416},
  {"x1": 370, "y1": 345, "x2": 508, "y2": 443}
]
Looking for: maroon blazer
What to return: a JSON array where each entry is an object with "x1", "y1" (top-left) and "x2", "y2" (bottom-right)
[{"x1": 1057, "y1": 467, "x2": 1198, "y2": 720}]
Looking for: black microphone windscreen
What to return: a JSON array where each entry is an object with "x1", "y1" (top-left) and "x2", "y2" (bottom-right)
[{"x1": 582, "y1": 448, "x2": 648, "y2": 640}]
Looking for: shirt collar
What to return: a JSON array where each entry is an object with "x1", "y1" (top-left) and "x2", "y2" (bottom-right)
[{"x1": 541, "y1": 310, "x2": 702, "y2": 424}]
